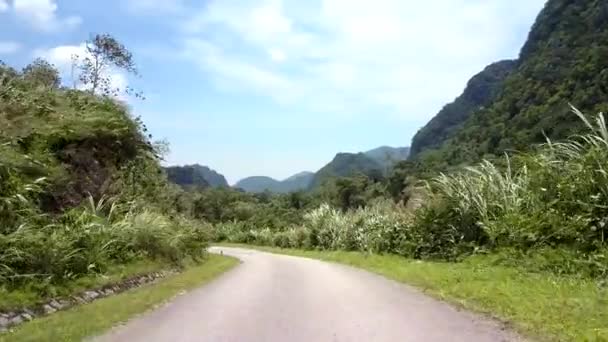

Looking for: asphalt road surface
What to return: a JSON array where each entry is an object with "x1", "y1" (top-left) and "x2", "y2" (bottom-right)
[{"x1": 96, "y1": 246, "x2": 522, "y2": 342}]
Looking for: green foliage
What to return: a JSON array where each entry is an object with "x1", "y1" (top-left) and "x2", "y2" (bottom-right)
[
  {"x1": 21, "y1": 58, "x2": 61, "y2": 89},
  {"x1": 188, "y1": 187, "x2": 311, "y2": 231},
  {"x1": 403, "y1": 107, "x2": 608, "y2": 272},
  {"x1": 1, "y1": 59, "x2": 155, "y2": 211},
  {"x1": 0, "y1": 199, "x2": 208, "y2": 290},
  {"x1": 218, "y1": 200, "x2": 413, "y2": 253}
]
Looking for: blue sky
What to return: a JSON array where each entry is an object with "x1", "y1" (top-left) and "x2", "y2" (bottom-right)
[{"x1": 0, "y1": 0, "x2": 547, "y2": 184}]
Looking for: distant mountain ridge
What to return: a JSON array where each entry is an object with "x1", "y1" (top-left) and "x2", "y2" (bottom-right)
[
  {"x1": 168, "y1": 146, "x2": 409, "y2": 193},
  {"x1": 165, "y1": 164, "x2": 228, "y2": 188},
  {"x1": 235, "y1": 172, "x2": 315, "y2": 193},
  {"x1": 234, "y1": 146, "x2": 409, "y2": 192}
]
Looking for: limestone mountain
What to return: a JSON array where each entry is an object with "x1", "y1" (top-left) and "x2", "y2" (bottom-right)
[
  {"x1": 165, "y1": 164, "x2": 228, "y2": 188},
  {"x1": 409, "y1": 60, "x2": 517, "y2": 159},
  {"x1": 414, "y1": 0, "x2": 608, "y2": 168}
]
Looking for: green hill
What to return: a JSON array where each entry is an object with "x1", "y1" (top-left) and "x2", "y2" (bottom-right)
[
  {"x1": 309, "y1": 153, "x2": 383, "y2": 189},
  {"x1": 165, "y1": 164, "x2": 228, "y2": 188},
  {"x1": 416, "y1": 0, "x2": 608, "y2": 167},
  {"x1": 234, "y1": 176, "x2": 280, "y2": 193}
]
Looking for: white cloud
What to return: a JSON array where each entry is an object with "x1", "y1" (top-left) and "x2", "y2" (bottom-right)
[
  {"x1": 268, "y1": 48, "x2": 286, "y2": 62},
  {"x1": 177, "y1": 0, "x2": 546, "y2": 120},
  {"x1": 249, "y1": 1, "x2": 292, "y2": 38},
  {"x1": 0, "y1": 0, "x2": 8, "y2": 12},
  {"x1": 123, "y1": 0, "x2": 185, "y2": 15},
  {"x1": 13, "y1": 0, "x2": 82, "y2": 32},
  {"x1": 34, "y1": 43, "x2": 129, "y2": 98},
  {"x1": 181, "y1": 38, "x2": 297, "y2": 103},
  {"x1": 33, "y1": 43, "x2": 84, "y2": 81},
  {"x1": 0, "y1": 41, "x2": 21, "y2": 54}
]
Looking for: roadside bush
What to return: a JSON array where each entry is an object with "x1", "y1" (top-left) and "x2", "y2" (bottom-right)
[
  {"x1": 286, "y1": 228, "x2": 310, "y2": 249},
  {"x1": 0, "y1": 198, "x2": 209, "y2": 289},
  {"x1": 272, "y1": 232, "x2": 291, "y2": 248}
]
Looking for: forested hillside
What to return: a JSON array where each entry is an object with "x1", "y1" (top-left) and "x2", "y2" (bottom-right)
[
  {"x1": 309, "y1": 152, "x2": 383, "y2": 189},
  {"x1": 166, "y1": 164, "x2": 228, "y2": 188},
  {"x1": 415, "y1": 0, "x2": 608, "y2": 167},
  {"x1": 364, "y1": 146, "x2": 410, "y2": 170},
  {"x1": 409, "y1": 60, "x2": 516, "y2": 158}
]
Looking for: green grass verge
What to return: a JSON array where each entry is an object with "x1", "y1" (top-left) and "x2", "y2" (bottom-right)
[
  {"x1": 0, "y1": 254, "x2": 239, "y2": 342},
  {"x1": 218, "y1": 243, "x2": 608, "y2": 342},
  {"x1": 0, "y1": 259, "x2": 168, "y2": 312}
]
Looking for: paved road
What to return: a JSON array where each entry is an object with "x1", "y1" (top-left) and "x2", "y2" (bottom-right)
[{"x1": 96, "y1": 247, "x2": 521, "y2": 342}]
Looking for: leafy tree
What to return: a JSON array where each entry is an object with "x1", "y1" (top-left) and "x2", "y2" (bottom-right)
[
  {"x1": 73, "y1": 33, "x2": 140, "y2": 98},
  {"x1": 386, "y1": 161, "x2": 415, "y2": 203},
  {"x1": 22, "y1": 58, "x2": 61, "y2": 88},
  {"x1": 288, "y1": 191, "x2": 306, "y2": 210}
]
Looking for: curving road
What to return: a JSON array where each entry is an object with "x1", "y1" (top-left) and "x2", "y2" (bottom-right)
[{"x1": 96, "y1": 246, "x2": 522, "y2": 342}]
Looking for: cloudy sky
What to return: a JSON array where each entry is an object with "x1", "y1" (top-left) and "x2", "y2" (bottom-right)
[{"x1": 0, "y1": 0, "x2": 547, "y2": 184}]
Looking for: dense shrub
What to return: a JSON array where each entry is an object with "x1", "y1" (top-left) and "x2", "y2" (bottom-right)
[
  {"x1": 0, "y1": 198, "x2": 208, "y2": 289},
  {"x1": 219, "y1": 200, "x2": 413, "y2": 254}
]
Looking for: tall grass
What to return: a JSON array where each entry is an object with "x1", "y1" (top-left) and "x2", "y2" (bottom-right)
[
  {"x1": 429, "y1": 107, "x2": 608, "y2": 248},
  {"x1": 217, "y1": 200, "x2": 413, "y2": 254},
  {"x1": 0, "y1": 193, "x2": 209, "y2": 290}
]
